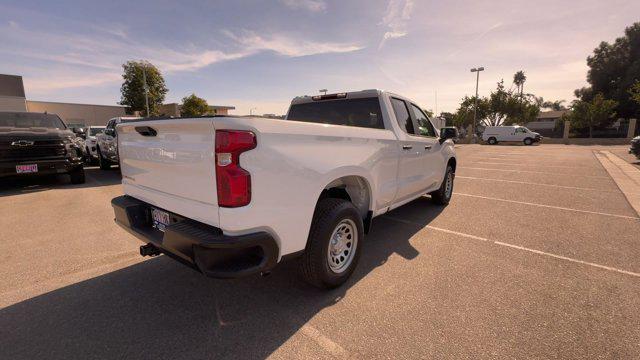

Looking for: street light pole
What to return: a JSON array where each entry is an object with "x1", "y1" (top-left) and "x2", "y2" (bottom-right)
[
  {"x1": 470, "y1": 67, "x2": 485, "y2": 140},
  {"x1": 142, "y1": 61, "x2": 150, "y2": 117}
]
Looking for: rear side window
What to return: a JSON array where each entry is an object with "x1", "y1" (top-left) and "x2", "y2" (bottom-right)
[
  {"x1": 391, "y1": 98, "x2": 414, "y2": 134},
  {"x1": 286, "y1": 97, "x2": 384, "y2": 129}
]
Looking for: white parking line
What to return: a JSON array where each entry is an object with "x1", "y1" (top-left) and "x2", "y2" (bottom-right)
[
  {"x1": 301, "y1": 324, "x2": 348, "y2": 357},
  {"x1": 454, "y1": 192, "x2": 640, "y2": 220},
  {"x1": 455, "y1": 175, "x2": 619, "y2": 192},
  {"x1": 459, "y1": 166, "x2": 611, "y2": 179},
  {"x1": 382, "y1": 217, "x2": 640, "y2": 278},
  {"x1": 466, "y1": 161, "x2": 601, "y2": 170}
]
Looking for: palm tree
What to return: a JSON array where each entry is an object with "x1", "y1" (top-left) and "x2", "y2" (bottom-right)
[{"x1": 513, "y1": 70, "x2": 526, "y2": 98}]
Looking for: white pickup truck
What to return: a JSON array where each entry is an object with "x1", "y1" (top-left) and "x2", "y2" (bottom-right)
[{"x1": 111, "y1": 90, "x2": 457, "y2": 288}]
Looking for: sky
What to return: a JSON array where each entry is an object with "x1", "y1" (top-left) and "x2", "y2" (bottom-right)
[{"x1": 1, "y1": 0, "x2": 639, "y2": 115}]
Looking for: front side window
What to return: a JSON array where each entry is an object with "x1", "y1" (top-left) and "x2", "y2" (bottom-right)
[
  {"x1": 286, "y1": 97, "x2": 384, "y2": 129},
  {"x1": 410, "y1": 104, "x2": 436, "y2": 137},
  {"x1": 391, "y1": 98, "x2": 414, "y2": 134}
]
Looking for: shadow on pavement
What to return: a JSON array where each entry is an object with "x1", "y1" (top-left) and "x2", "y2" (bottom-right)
[
  {"x1": 0, "y1": 167, "x2": 121, "y2": 197},
  {"x1": 0, "y1": 197, "x2": 443, "y2": 359}
]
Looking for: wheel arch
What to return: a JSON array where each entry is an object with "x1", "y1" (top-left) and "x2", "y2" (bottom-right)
[{"x1": 317, "y1": 174, "x2": 374, "y2": 234}]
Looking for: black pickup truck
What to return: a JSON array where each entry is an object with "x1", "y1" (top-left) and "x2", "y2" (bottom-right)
[{"x1": 0, "y1": 111, "x2": 85, "y2": 184}]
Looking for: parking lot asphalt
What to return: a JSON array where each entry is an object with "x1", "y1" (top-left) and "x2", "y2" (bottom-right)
[{"x1": 1, "y1": 144, "x2": 639, "y2": 359}]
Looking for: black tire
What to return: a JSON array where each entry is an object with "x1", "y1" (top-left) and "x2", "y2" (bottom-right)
[
  {"x1": 69, "y1": 167, "x2": 86, "y2": 184},
  {"x1": 487, "y1": 137, "x2": 497, "y2": 145},
  {"x1": 97, "y1": 147, "x2": 111, "y2": 170},
  {"x1": 430, "y1": 165, "x2": 454, "y2": 205},
  {"x1": 523, "y1": 137, "x2": 533, "y2": 146},
  {"x1": 300, "y1": 198, "x2": 364, "y2": 289}
]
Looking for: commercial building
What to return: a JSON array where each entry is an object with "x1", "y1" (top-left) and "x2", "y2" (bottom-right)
[{"x1": 0, "y1": 74, "x2": 235, "y2": 127}]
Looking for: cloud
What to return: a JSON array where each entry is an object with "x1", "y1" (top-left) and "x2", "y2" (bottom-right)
[
  {"x1": 0, "y1": 21, "x2": 361, "y2": 92},
  {"x1": 226, "y1": 31, "x2": 363, "y2": 57},
  {"x1": 379, "y1": 0, "x2": 414, "y2": 49},
  {"x1": 279, "y1": 0, "x2": 327, "y2": 12}
]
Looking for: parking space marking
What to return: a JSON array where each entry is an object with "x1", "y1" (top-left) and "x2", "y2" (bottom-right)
[
  {"x1": 382, "y1": 217, "x2": 640, "y2": 278},
  {"x1": 464, "y1": 161, "x2": 601, "y2": 170},
  {"x1": 300, "y1": 324, "x2": 349, "y2": 357},
  {"x1": 459, "y1": 166, "x2": 610, "y2": 179},
  {"x1": 454, "y1": 192, "x2": 640, "y2": 220},
  {"x1": 455, "y1": 176, "x2": 619, "y2": 192}
]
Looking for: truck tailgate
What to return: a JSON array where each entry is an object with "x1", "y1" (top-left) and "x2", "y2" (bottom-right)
[{"x1": 117, "y1": 119, "x2": 219, "y2": 224}]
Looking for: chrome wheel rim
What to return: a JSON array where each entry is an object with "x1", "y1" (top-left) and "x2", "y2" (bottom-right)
[
  {"x1": 327, "y1": 219, "x2": 358, "y2": 274},
  {"x1": 445, "y1": 171, "x2": 453, "y2": 199}
]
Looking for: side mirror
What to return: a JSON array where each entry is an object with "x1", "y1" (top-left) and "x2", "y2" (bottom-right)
[
  {"x1": 439, "y1": 128, "x2": 458, "y2": 144},
  {"x1": 104, "y1": 128, "x2": 115, "y2": 137}
]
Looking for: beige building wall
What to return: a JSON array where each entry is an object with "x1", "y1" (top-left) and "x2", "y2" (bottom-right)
[
  {"x1": 0, "y1": 96, "x2": 27, "y2": 111},
  {"x1": 26, "y1": 100, "x2": 127, "y2": 126}
]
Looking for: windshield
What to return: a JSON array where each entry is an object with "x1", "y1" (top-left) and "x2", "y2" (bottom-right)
[
  {"x1": 286, "y1": 97, "x2": 384, "y2": 129},
  {"x1": 89, "y1": 128, "x2": 104, "y2": 136},
  {"x1": 0, "y1": 112, "x2": 66, "y2": 129}
]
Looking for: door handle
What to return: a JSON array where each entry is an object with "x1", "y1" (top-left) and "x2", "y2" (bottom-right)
[
  {"x1": 402, "y1": 145, "x2": 413, "y2": 150},
  {"x1": 424, "y1": 145, "x2": 432, "y2": 150}
]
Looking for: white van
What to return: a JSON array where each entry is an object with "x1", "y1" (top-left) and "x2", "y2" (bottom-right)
[{"x1": 482, "y1": 126, "x2": 542, "y2": 145}]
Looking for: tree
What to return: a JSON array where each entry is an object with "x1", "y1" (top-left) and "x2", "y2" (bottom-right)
[
  {"x1": 119, "y1": 61, "x2": 168, "y2": 116},
  {"x1": 564, "y1": 93, "x2": 618, "y2": 138},
  {"x1": 180, "y1": 94, "x2": 210, "y2": 117},
  {"x1": 484, "y1": 80, "x2": 539, "y2": 126},
  {"x1": 439, "y1": 112, "x2": 455, "y2": 126},
  {"x1": 513, "y1": 70, "x2": 526, "y2": 98},
  {"x1": 541, "y1": 100, "x2": 567, "y2": 111},
  {"x1": 452, "y1": 95, "x2": 489, "y2": 129},
  {"x1": 629, "y1": 80, "x2": 640, "y2": 106},
  {"x1": 576, "y1": 22, "x2": 640, "y2": 119}
]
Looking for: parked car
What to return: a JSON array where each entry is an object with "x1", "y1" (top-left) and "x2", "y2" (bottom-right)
[
  {"x1": 630, "y1": 136, "x2": 640, "y2": 159},
  {"x1": 83, "y1": 125, "x2": 106, "y2": 164},
  {"x1": 95, "y1": 116, "x2": 141, "y2": 169},
  {"x1": 111, "y1": 90, "x2": 457, "y2": 289},
  {"x1": 482, "y1": 125, "x2": 542, "y2": 145},
  {"x1": 0, "y1": 111, "x2": 85, "y2": 183}
]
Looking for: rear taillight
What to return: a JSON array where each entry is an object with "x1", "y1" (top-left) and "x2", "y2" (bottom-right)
[{"x1": 215, "y1": 130, "x2": 256, "y2": 207}]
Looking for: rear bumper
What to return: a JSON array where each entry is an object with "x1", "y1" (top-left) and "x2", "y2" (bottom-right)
[
  {"x1": 0, "y1": 158, "x2": 83, "y2": 178},
  {"x1": 111, "y1": 195, "x2": 279, "y2": 278}
]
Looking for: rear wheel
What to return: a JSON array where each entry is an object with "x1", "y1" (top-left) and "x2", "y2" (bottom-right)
[
  {"x1": 69, "y1": 167, "x2": 85, "y2": 184},
  {"x1": 98, "y1": 147, "x2": 111, "y2": 170},
  {"x1": 300, "y1": 198, "x2": 363, "y2": 289},
  {"x1": 487, "y1": 137, "x2": 497, "y2": 145},
  {"x1": 430, "y1": 165, "x2": 454, "y2": 205},
  {"x1": 523, "y1": 137, "x2": 533, "y2": 146}
]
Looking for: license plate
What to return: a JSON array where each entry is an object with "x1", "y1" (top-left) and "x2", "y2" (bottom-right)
[
  {"x1": 151, "y1": 208, "x2": 171, "y2": 231},
  {"x1": 16, "y1": 164, "x2": 38, "y2": 174}
]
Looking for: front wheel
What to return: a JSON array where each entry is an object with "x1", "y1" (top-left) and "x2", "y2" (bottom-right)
[
  {"x1": 523, "y1": 137, "x2": 533, "y2": 146},
  {"x1": 430, "y1": 165, "x2": 454, "y2": 205},
  {"x1": 487, "y1": 137, "x2": 497, "y2": 145},
  {"x1": 300, "y1": 198, "x2": 363, "y2": 289}
]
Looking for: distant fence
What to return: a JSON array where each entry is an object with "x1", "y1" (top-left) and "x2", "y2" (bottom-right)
[{"x1": 570, "y1": 119, "x2": 634, "y2": 138}]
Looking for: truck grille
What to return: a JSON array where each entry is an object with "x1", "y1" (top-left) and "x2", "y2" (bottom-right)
[{"x1": 0, "y1": 139, "x2": 66, "y2": 161}]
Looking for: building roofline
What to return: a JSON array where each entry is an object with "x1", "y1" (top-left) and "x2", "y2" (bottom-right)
[{"x1": 26, "y1": 99, "x2": 127, "y2": 108}]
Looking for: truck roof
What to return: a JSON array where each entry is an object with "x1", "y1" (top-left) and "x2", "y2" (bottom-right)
[{"x1": 290, "y1": 89, "x2": 382, "y2": 105}]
